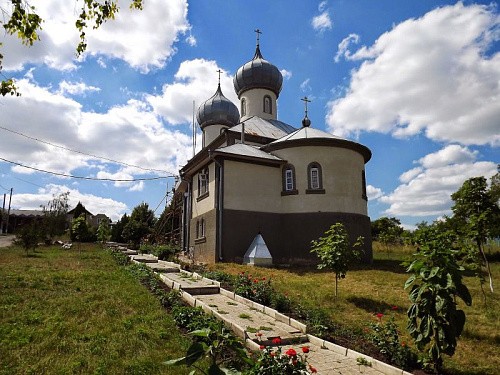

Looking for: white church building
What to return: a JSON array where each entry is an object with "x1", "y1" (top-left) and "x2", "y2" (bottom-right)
[{"x1": 175, "y1": 35, "x2": 372, "y2": 265}]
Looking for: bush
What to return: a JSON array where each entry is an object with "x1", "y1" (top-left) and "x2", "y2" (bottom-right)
[
  {"x1": 234, "y1": 272, "x2": 273, "y2": 306},
  {"x1": 369, "y1": 314, "x2": 417, "y2": 370},
  {"x1": 139, "y1": 243, "x2": 178, "y2": 261}
]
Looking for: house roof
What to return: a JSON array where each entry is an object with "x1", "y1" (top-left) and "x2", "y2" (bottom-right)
[
  {"x1": 7, "y1": 209, "x2": 44, "y2": 217},
  {"x1": 269, "y1": 126, "x2": 345, "y2": 143},
  {"x1": 229, "y1": 116, "x2": 296, "y2": 140},
  {"x1": 214, "y1": 143, "x2": 283, "y2": 161}
]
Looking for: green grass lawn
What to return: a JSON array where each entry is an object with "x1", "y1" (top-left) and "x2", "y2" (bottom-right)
[
  {"x1": 0, "y1": 244, "x2": 192, "y2": 375},
  {"x1": 211, "y1": 244, "x2": 500, "y2": 375}
]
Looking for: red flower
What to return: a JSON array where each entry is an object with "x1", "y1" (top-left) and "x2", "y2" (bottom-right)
[
  {"x1": 270, "y1": 351, "x2": 276, "y2": 357},
  {"x1": 254, "y1": 279, "x2": 259, "y2": 283},
  {"x1": 260, "y1": 345, "x2": 265, "y2": 350},
  {"x1": 272, "y1": 337, "x2": 282, "y2": 345},
  {"x1": 392, "y1": 305, "x2": 398, "y2": 311},
  {"x1": 292, "y1": 359, "x2": 298, "y2": 365},
  {"x1": 261, "y1": 277, "x2": 266, "y2": 280},
  {"x1": 401, "y1": 341, "x2": 406, "y2": 347},
  {"x1": 301, "y1": 346, "x2": 310, "y2": 353},
  {"x1": 255, "y1": 332, "x2": 263, "y2": 337},
  {"x1": 285, "y1": 348, "x2": 297, "y2": 357},
  {"x1": 376, "y1": 313, "x2": 384, "y2": 320},
  {"x1": 309, "y1": 365, "x2": 318, "y2": 373}
]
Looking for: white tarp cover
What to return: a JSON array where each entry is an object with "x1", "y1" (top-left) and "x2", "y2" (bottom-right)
[{"x1": 243, "y1": 233, "x2": 272, "y2": 266}]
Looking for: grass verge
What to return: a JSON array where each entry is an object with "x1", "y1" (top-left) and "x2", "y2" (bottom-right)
[{"x1": 0, "y1": 244, "x2": 192, "y2": 375}]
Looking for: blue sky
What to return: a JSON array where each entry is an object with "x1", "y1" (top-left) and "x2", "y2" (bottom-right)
[{"x1": 0, "y1": 0, "x2": 498, "y2": 228}]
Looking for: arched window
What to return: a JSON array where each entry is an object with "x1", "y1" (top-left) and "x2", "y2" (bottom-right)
[
  {"x1": 263, "y1": 95, "x2": 272, "y2": 114},
  {"x1": 306, "y1": 162, "x2": 325, "y2": 194},
  {"x1": 241, "y1": 98, "x2": 246, "y2": 116},
  {"x1": 281, "y1": 164, "x2": 298, "y2": 196}
]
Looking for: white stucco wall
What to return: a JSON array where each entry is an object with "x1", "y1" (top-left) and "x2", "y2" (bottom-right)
[
  {"x1": 239, "y1": 88, "x2": 277, "y2": 121},
  {"x1": 203, "y1": 125, "x2": 228, "y2": 147},
  {"x1": 192, "y1": 162, "x2": 216, "y2": 217}
]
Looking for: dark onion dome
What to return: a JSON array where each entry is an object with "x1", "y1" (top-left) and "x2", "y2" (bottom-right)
[
  {"x1": 233, "y1": 45, "x2": 283, "y2": 98},
  {"x1": 197, "y1": 84, "x2": 240, "y2": 129}
]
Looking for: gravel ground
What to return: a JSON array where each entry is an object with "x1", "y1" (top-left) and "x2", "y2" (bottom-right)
[{"x1": 0, "y1": 234, "x2": 15, "y2": 248}]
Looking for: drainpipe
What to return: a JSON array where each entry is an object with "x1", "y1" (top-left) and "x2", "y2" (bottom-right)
[
  {"x1": 184, "y1": 180, "x2": 192, "y2": 254},
  {"x1": 210, "y1": 151, "x2": 224, "y2": 261},
  {"x1": 241, "y1": 122, "x2": 245, "y2": 144}
]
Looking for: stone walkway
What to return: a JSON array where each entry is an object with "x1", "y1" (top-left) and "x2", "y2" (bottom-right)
[{"x1": 111, "y1": 244, "x2": 410, "y2": 375}]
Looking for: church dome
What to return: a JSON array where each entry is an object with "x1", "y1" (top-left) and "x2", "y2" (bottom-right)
[
  {"x1": 233, "y1": 45, "x2": 283, "y2": 98},
  {"x1": 197, "y1": 84, "x2": 240, "y2": 129}
]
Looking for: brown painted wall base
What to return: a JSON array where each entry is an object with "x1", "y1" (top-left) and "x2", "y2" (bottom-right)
[{"x1": 221, "y1": 209, "x2": 372, "y2": 265}]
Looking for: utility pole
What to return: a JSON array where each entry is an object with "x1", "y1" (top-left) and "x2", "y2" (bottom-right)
[
  {"x1": 5, "y1": 188, "x2": 12, "y2": 234},
  {"x1": 1, "y1": 193, "x2": 5, "y2": 234}
]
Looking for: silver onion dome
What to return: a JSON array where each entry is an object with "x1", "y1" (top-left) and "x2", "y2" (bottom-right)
[
  {"x1": 233, "y1": 45, "x2": 283, "y2": 98},
  {"x1": 197, "y1": 84, "x2": 240, "y2": 129}
]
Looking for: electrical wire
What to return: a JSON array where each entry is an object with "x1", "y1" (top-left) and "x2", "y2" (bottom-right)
[
  {"x1": 0, "y1": 125, "x2": 176, "y2": 175},
  {"x1": 0, "y1": 157, "x2": 169, "y2": 181}
]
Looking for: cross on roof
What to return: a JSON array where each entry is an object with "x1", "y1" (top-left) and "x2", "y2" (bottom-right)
[
  {"x1": 254, "y1": 28, "x2": 262, "y2": 46},
  {"x1": 301, "y1": 96, "x2": 311, "y2": 116},
  {"x1": 216, "y1": 69, "x2": 222, "y2": 85}
]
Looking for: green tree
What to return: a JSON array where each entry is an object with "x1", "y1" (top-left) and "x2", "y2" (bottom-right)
[
  {"x1": 41, "y1": 191, "x2": 69, "y2": 243},
  {"x1": 110, "y1": 213, "x2": 129, "y2": 243},
  {"x1": 405, "y1": 227, "x2": 471, "y2": 373},
  {"x1": 122, "y1": 202, "x2": 156, "y2": 249},
  {"x1": 451, "y1": 176, "x2": 500, "y2": 292},
  {"x1": 0, "y1": 0, "x2": 144, "y2": 96},
  {"x1": 371, "y1": 217, "x2": 403, "y2": 248},
  {"x1": 14, "y1": 221, "x2": 42, "y2": 255},
  {"x1": 96, "y1": 219, "x2": 111, "y2": 245},
  {"x1": 310, "y1": 223, "x2": 363, "y2": 297}
]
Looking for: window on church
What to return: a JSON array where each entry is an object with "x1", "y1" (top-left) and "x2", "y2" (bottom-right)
[
  {"x1": 241, "y1": 98, "x2": 246, "y2": 116},
  {"x1": 307, "y1": 162, "x2": 325, "y2": 194},
  {"x1": 198, "y1": 167, "x2": 209, "y2": 197},
  {"x1": 281, "y1": 164, "x2": 298, "y2": 196},
  {"x1": 263, "y1": 95, "x2": 272, "y2": 114},
  {"x1": 195, "y1": 218, "x2": 205, "y2": 239}
]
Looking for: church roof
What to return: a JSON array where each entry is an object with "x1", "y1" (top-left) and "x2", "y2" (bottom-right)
[
  {"x1": 197, "y1": 84, "x2": 240, "y2": 129},
  {"x1": 264, "y1": 126, "x2": 372, "y2": 163},
  {"x1": 229, "y1": 116, "x2": 296, "y2": 140},
  {"x1": 233, "y1": 45, "x2": 283, "y2": 98},
  {"x1": 214, "y1": 143, "x2": 283, "y2": 162}
]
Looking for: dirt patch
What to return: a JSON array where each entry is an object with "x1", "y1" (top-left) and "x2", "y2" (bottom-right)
[{"x1": 0, "y1": 235, "x2": 15, "y2": 248}]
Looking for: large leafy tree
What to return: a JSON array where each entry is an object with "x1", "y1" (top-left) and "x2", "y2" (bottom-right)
[
  {"x1": 1, "y1": 0, "x2": 144, "y2": 96},
  {"x1": 110, "y1": 213, "x2": 129, "y2": 243},
  {"x1": 451, "y1": 176, "x2": 500, "y2": 292},
  {"x1": 310, "y1": 222, "x2": 363, "y2": 297},
  {"x1": 122, "y1": 202, "x2": 156, "y2": 248},
  {"x1": 371, "y1": 217, "x2": 403, "y2": 243},
  {"x1": 405, "y1": 227, "x2": 471, "y2": 373},
  {"x1": 41, "y1": 191, "x2": 69, "y2": 243}
]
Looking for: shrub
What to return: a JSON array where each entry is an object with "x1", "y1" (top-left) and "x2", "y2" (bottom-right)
[
  {"x1": 234, "y1": 272, "x2": 273, "y2": 306},
  {"x1": 139, "y1": 243, "x2": 178, "y2": 261},
  {"x1": 369, "y1": 314, "x2": 417, "y2": 370}
]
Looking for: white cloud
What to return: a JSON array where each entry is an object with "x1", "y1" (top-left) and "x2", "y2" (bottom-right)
[
  {"x1": 11, "y1": 184, "x2": 128, "y2": 222},
  {"x1": 185, "y1": 34, "x2": 197, "y2": 46},
  {"x1": 312, "y1": 12, "x2": 333, "y2": 32},
  {"x1": 326, "y1": 3, "x2": 500, "y2": 146},
  {"x1": 0, "y1": 78, "x2": 192, "y2": 184},
  {"x1": 281, "y1": 69, "x2": 292, "y2": 80},
  {"x1": 147, "y1": 59, "x2": 239, "y2": 125},
  {"x1": 367, "y1": 185, "x2": 383, "y2": 200},
  {"x1": 334, "y1": 33, "x2": 360, "y2": 63},
  {"x1": 58, "y1": 81, "x2": 101, "y2": 96},
  {"x1": 380, "y1": 145, "x2": 497, "y2": 217},
  {"x1": 312, "y1": 2, "x2": 332, "y2": 32},
  {"x1": 300, "y1": 78, "x2": 311, "y2": 92},
  {"x1": 1, "y1": 0, "x2": 191, "y2": 72}
]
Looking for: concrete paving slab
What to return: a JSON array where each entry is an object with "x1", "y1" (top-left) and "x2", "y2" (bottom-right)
[
  {"x1": 132, "y1": 254, "x2": 158, "y2": 263},
  {"x1": 195, "y1": 293, "x2": 307, "y2": 345},
  {"x1": 145, "y1": 260, "x2": 180, "y2": 273},
  {"x1": 122, "y1": 249, "x2": 138, "y2": 255},
  {"x1": 161, "y1": 271, "x2": 219, "y2": 295}
]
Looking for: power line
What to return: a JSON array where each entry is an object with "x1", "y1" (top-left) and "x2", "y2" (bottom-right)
[
  {"x1": 0, "y1": 157, "x2": 169, "y2": 182},
  {"x1": 0, "y1": 125, "x2": 177, "y2": 176}
]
